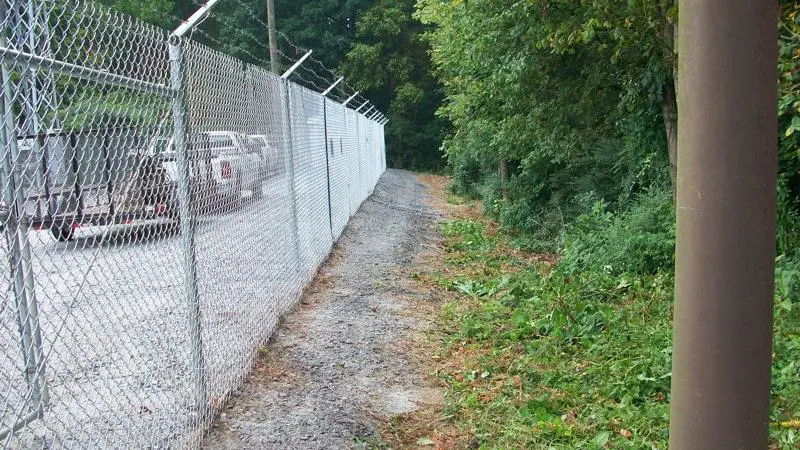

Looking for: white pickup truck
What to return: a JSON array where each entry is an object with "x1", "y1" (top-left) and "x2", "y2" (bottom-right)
[
  {"x1": 246, "y1": 134, "x2": 284, "y2": 178},
  {"x1": 142, "y1": 130, "x2": 266, "y2": 209}
]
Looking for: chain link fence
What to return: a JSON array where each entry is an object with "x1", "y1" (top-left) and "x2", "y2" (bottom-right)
[{"x1": 0, "y1": 1, "x2": 386, "y2": 447}]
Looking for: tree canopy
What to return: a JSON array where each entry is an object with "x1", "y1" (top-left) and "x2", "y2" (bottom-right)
[{"x1": 340, "y1": 0, "x2": 445, "y2": 170}]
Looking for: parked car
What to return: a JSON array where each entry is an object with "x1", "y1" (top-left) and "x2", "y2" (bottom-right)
[
  {"x1": 141, "y1": 131, "x2": 265, "y2": 209},
  {"x1": 247, "y1": 134, "x2": 283, "y2": 178},
  {"x1": 203, "y1": 130, "x2": 265, "y2": 202}
]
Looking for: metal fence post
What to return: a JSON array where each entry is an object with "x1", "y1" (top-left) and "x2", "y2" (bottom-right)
[
  {"x1": 322, "y1": 98, "x2": 334, "y2": 239},
  {"x1": 168, "y1": 36, "x2": 207, "y2": 417},
  {"x1": 0, "y1": 2, "x2": 49, "y2": 428},
  {"x1": 381, "y1": 122, "x2": 386, "y2": 172},
  {"x1": 355, "y1": 113, "x2": 363, "y2": 202},
  {"x1": 669, "y1": 2, "x2": 778, "y2": 448},
  {"x1": 280, "y1": 79, "x2": 303, "y2": 278},
  {"x1": 321, "y1": 78, "x2": 344, "y2": 238}
]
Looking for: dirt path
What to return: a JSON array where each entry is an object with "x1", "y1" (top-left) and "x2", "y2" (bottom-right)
[{"x1": 203, "y1": 169, "x2": 445, "y2": 449}]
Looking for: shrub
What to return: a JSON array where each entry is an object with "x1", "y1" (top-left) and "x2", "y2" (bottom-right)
[{"x1": 560, "y1": 189, "x2": 675, "y2": 275}]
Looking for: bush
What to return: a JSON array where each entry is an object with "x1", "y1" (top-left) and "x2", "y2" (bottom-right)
[
  {"x1": 433, "y1": 199, "x2": 799, "y2": 449},
  {"x1": 434, "y1": 217, "x2": 674, "y2": 448},
  {"x1": 450, "y1": 153, "x2": 485, "y2": 198},
  {"x1": 772, "y1": 255, "x2": 800, "y2": 447},
  {"x1": 560, "y1": 189, "x2": 675, "y2": 275}
]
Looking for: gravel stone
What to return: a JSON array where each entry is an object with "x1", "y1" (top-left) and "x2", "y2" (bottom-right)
[{"x1": 203, "y1": 169, "x2": 442, "y2": 449}]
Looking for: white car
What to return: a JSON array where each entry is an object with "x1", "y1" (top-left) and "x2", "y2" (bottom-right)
[
  {"x1": 247, "y1": 134, "x2": 284, "y2": 178},
  {"x1": 203, "y1": 131, "x2": 265, "y2": 201}
]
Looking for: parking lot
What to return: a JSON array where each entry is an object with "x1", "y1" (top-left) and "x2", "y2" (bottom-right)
[{"x1": 1, "y1": 171, "x2": 336, "y2": 447}]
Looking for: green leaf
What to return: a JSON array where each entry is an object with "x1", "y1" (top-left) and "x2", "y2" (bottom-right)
[
  {"x1": 594, "y1": 431, "x2": 611, "y2": 447},
  {"x1": 416, "y1": 437, "x2": 435, "y2": 446},
  {"x1": 786, "y1": 116, "x2": 800, "y2": 136}
]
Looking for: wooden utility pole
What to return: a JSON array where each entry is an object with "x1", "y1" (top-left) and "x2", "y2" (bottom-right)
[
  {"x1": 267, "y1": 0, "x2": 279, "y2": 74},
  {"x1": 669, "y1": 2, "x2": 778, "y2": 448}
]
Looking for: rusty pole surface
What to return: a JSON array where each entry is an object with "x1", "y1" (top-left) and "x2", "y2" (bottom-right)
[{"x1": 670, "y1": 2, "x2": 778, "y2": 448}]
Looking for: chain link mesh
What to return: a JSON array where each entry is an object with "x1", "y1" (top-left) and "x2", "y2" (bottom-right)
[{"x1": 0, "y1": 1, "x2": 387, "y2": 447}]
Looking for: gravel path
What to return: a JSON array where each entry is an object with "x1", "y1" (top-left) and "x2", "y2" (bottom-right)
[{"x1": 203, "y1": 169, "x2": 443, "y2": 449}]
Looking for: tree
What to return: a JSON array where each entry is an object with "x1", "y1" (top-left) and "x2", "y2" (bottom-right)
[
  {"x1": 416, "y1": 0, "x2": 674, "y2": 237},
  {"x1": 341, "y1": 0, "x2": 446, "y2": 170},
  {"x1": 275, "y1": 0, "x2": 374, "y2": 69},
  {"x1": 777, "y1": 0, "x2": 800, "y2": 255},
  {"x1": 109, "y1": 0, "x2": 448, "y2": 170},
  {"x1": 109, "y1": 0, "x2": 176, "y2": 29},
  {"x1": 532, "y1": 0, "x2": 677, "y2": 194}
]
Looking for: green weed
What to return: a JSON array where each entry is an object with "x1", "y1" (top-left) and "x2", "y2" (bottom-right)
[{"x1": 433, "y1": 215, "x2": 800, "y2": 449}]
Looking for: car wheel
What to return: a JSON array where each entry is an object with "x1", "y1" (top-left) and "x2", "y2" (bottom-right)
[{"x1": 51, "y1": 224, "x2": 74, "y2": 241}]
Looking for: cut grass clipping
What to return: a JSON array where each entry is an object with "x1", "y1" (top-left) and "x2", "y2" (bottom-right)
[{"x1": 424, "y1": 216, "x2": 800, "y2": 449}]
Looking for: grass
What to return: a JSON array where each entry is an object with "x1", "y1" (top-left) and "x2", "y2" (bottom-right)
[
  {"x1": 402, "y1": 191, "x2": 800, "y2": 449},
  {"x1": 429, "y1": 218, "x2": 672, "y2": 448}
]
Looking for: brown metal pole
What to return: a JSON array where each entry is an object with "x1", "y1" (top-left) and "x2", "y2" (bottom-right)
[
  {"x1": 670, "y1": 2, "x2": 778, "y2": 448},
  {"x1": 267, "y1": 0, "x2": 279, "y2": 74}
]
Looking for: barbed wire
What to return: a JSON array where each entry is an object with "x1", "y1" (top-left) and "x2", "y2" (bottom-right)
[
  {"x1": 111, "y1": 0, "x2": 377, "y2": 112},
  {"x1": 199, "y1": 0, "x2": 342, "y2": 85},
  {"x1": 186, "y1": 0, "x2": 285, "y2": 69},
  {"x1": 297, "y1": 63, "x2": 337, "y2": 90},
  {"x1": 185, "y1": 0, "x2": 353, "y2": 97},
  {"x1": 290, "y1": 71, "x2": 329, "y2": 93},
  {"x1": 277, "y1": 31, "x2": 345, "y2": 84},
  {"x1": 219, "y1": 0, "x2": 347, "y2": 86}
]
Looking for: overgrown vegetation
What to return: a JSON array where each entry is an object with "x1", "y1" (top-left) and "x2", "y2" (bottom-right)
[
  {"x1": 339, "y1": 0, "x2": 447, "y2": 171},
  {"x1": 405, "y1": 2, "x2": 800, "y2": 447},
  {"x1": 425, "y1": 196, "x2": 800, "y2": 448},
  {"x1": 416, "y1": 1, "x2": 799, "y2": 252},
  {"x1": 416, "y1": 0, "x2": 676, "y2": 244}
]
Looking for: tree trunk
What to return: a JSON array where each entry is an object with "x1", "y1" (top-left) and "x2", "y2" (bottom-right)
[
  {"x1": 499, "y1": 159, "x2": 509, "y2": 200},
  {"x1": 662, "y1": 81, "x2": 678, "y2": 199},
  {"x1": 659, "y1": 4, "x2": 678, "y2": 200}
]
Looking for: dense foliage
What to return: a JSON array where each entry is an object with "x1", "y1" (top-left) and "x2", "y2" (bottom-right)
[
  {"x1": 779, "y1": 2, "x2": 800, "y2": 256},
  {"x1": 431, "y1": 214, "x2": 674, "y2": 448},
  {"x1": 340, "y1": 0, "x2": 447, "y2": 170},
  {"x1": 415, "y1": 0, "x2": 676, "y2": 241},
  {"x1": 407, "y1": 1, "x2": 800, "y2": 448},
  {"x1": 429, "y1": 209, "x2": 799, "y2": 448},
  {"x1": 417, "y1": 0, "x2": 798, "y2": 252}
]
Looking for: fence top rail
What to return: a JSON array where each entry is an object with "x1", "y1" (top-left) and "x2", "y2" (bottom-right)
[{"x1": 0, "y1": 46, "x2": 173, "y2": 97}]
